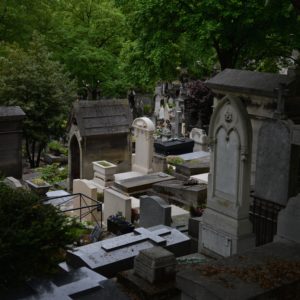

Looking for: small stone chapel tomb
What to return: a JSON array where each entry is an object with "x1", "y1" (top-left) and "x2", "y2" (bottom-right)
[
  {"x1": 132, "y1": 117, "x2": 155, "y2": 174},
  {"x1": 0, "y1": 106, "x2": 25, "y2": 179},
  {"x1": 67, "y1": 100, "x2": 132, "y2": 190},
  {"x1": 199, "y1": 97, "x2": 255, "y2": 257}
]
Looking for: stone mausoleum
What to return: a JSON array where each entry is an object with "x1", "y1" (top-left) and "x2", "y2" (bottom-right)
[
  {"x1": 0, "y1": 106, "x2": 25, "y2": 179},
  {"x1": 68, "y1": 100, "x2": 132, "y2": 190}
]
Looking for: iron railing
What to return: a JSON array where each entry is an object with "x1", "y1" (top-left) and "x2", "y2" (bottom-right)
[
  {"x1": 249, "y1": 195, "x2": 285, "y2": 246},
  {"x1": 42, "y1": 193, "x2": 102, "y2": 228}
]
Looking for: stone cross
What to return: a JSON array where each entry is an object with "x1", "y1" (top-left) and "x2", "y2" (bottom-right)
[{"x1": 101, "y1": 227, "x2": 170, "y2": 251}]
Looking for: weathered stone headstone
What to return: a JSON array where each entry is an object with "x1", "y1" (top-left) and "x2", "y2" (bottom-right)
[
  {"x1": 104, "y1": 187, "x2": 132, "y2": 222},
  {"x1": 200, "y1": 97, "x2": 255, "y2": 257},
  {"x1": 66, "y1": 225, "x2": 190, "y2": 277},
  {"x1": 0, "y1": 106, "x2": 25, "y2": 179},
  {"x1": 134, "y1": 246, "x2": 176, "y2": 283},
  {"x1": 132, "y1": 117, "x2": 155, "y2": 174},
  {"x1": 189, "y1": 128, "x2": 209, "y2": 152},
  {"x1": 254, "y1": 120, "x2": 297, "y2": 206},
  {"x1": 275, "y1": 193, "x2": 300, "y2": 243},
  {"x1": 139, "y1": 195, "x2": 172, "y2": 227},
  {"x1": 4, "y1": 177, "x2": 23, "y2": 189}
]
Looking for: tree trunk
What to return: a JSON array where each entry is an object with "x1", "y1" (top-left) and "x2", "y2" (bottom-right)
[
  {"x1": 26, "y1": 138, "x2": 34, "y2": 168},
  {"x1": 31, "y1": 141, "x2": 36, "y2": 168},
  {"x1": 36, "y1": 143, "x2": 44, "y2": 168}
]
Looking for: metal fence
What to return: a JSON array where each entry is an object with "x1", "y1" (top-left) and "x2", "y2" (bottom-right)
[
  {"x1": 42, "y1": 193, "x2": 103, "y2": 228},
  {"x1": 249, "y1": 195, "x2": 285, "y2": 246}
]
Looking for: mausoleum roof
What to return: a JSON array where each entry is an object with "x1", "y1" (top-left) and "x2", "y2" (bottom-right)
[
  {"x1": 0, "y1": 106, "x2": 25, "y2": 121},
  {"x1": 70, "y1": 100, "x2": 132, "y2": 137},
  {"x1": 206, "y1": 69, "x2": 296, "y2": 98}
]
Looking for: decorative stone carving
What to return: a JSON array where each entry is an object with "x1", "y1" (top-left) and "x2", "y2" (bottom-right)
[{"x1": 199, "y1": 96, "x2": 255, "y2": 258}]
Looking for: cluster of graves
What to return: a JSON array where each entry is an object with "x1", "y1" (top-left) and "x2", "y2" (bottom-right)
[{"x1": 1, "y1": 67, "x2": 300, "y2": 299}]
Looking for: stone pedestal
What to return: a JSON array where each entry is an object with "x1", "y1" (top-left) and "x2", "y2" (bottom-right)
[{"x1": 134, "y1": 247, "x2": 176, "y2": 283}]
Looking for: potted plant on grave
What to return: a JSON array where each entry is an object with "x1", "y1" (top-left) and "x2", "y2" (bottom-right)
[
  {"x1": 92, "y1": 160, "x2": 117, "y2": 177},
  {"x1": 25, "y1": 178, "x2": 52, "y2": 196},
  {"x1": 107, "y1": 212, "x2": 135, "y2": 235}
]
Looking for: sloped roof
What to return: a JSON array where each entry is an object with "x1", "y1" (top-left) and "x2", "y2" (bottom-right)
[
  {"x1": 70, "y1": 100, "x2": 132, "y2": 137},
  {"x1": 0, "y1": 106, "x2": 25, "y2": 121},
  {"x1": 205, "y1": 69, "x2": 295, "y2": 97}
]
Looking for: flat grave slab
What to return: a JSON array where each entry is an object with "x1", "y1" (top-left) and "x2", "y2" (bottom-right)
[
  {"x1": 19, "y1": 266, "x2": 129, "y2": 300},
  {"x1": 177, "y1": 151, "x2": 210, "y2": 161},
  {"x1": 114, "y1": 171, "x2": 143, "y2": 183},
  {"x1": 114, "y1": 172, "x2": 175, "y2": 194},
  {"x1": 190, "y1": 173, "x2": 209, "y2": 184},
  {"x1": 66, "y1": 225, "x2": 190, "y2": 278},
  {"x1": 175, "y1": 157, "x2": 210, "y2": 177},
  {"x1": 152, "y1": 179, "x2": 207, "y2": 206},
  {"x1": 177, "y1": 241, "x2": 300, "y2": 300}
]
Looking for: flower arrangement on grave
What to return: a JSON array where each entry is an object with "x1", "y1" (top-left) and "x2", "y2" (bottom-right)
[{"x1": 107, "y1": 212, "x2": 135, "y2": 235}]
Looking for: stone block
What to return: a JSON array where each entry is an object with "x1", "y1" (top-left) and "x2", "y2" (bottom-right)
[
  {"x1": 188, "y1": 217, "x2": 202, "y2": 238},
  {"x1": 103, "y1": 187, "x2": 132, "y2": 222},
  {"x1": 134, "y1": 247, "x2": 176, "y2": 283},
  {"x1": 4, "y1": 176, "x2": 23, "y2": 189},
  {"x1": 139, "y1": 195, "x2": 171, "y2": 228}
]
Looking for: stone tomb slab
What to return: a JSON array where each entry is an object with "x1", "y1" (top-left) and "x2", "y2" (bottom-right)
[
  {"x1": 114, "y1": 172, "x2": 175, "y2": 194},
  {"x1": 66, "y1": 226, "x2": 190, "y2": 278},
  {"x1": 23, "y1": 267, "x2": 110, "y2": 300},
  {"x1": 152, "y1": 180, "x2": 207, "y2": 206}
]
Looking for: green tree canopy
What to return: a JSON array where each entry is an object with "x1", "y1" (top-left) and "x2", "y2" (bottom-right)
[
  {"x1": 0, "y1": 35, "x2": 76, "y2": 167},
  {"x1": 118, "y1": 0, "x2": 300, "y2": 87},
  {"x1": 47, "y1": 0, "x2": 129, "y2": 98}
]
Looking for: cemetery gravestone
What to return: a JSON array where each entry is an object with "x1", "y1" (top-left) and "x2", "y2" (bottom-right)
[
  {"x1": 132, "y1": 117, "x2": 155, "y2": 174},
  {"x1": 66, "y1": 225, "x2": 190, "y2": 278},
  {"x1": 200, "y1": 97, "x2": 255, "y2": 257},
  {"x1": 139, "y1": 195, "x2": 172, "y2": 227},
  {"x1": 254, "y1": 120, "x2": 298, "y2": 206},
  {"x1": 4, "y1": 177, "x2": 23, "y2": 189},
  {"x1": 190, "y1": 128, "x2": 209, "y2": 152},
  {"x1": 103, "y1": 187, "x2": 132, "y2": 222}
]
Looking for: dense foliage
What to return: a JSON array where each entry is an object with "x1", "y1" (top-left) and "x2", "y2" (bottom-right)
[
  {"x1": 0, "y1": 36, "x2": 76, "y2": 167},
  {"x1": 0, "y1": 0, "x2": 300, "y2": 94},
  {"x1": 0, "y1": 182, "x2": 79, "y2": 289}
]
